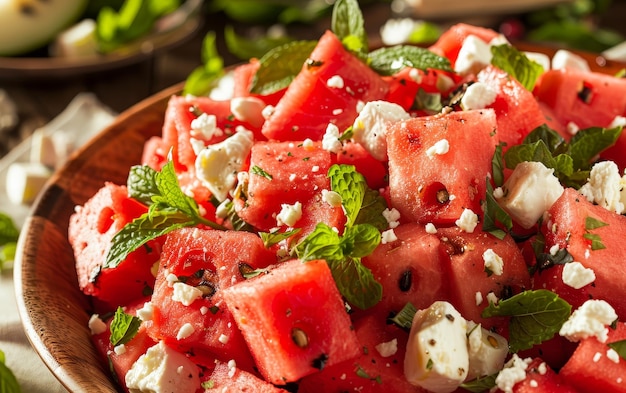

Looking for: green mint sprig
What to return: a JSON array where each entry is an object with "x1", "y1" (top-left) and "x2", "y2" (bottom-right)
[
  {"x1": 293, "y1": 164, "x2": 386, "y2": 310},
  {"x1": 250, "y1": 0, "x2": 451, "y2": 96},
  {"x1": 110, "y1": 307, "x2": 141, "y2": 346},
  {"x1": 105, "y1": 162, "x2": 225, "y2": 269},
  {"x1": 608, "y1": 339, "x2": 626, "y2": 361},
  {"x1": 490, "y1": 44, "x2": 544, "y2": 91},
  {"x1": 183, "y1": 31, "x2": 225, "y2": 96},
  {"x1": 504, "y1": 124, "x2": 622, "y2": 188},
  {"x1": 482, "y1": 289, "x2": 572, "y2": 353}
]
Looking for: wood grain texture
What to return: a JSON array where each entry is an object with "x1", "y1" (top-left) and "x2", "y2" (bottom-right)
[{"x1": 14, "y1": 83, "x2": 181, "y2": 393}]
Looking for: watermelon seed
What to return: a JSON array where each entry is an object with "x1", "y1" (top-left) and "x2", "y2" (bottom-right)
[
  {"x1": 436, "y1": 188, "x2": 450, "y2": 204},
  {"x1": 398, "y1": 270, "x2": 412, "y2": 292},
  {"x1": 197, "y1": 282, "x2": 216, "y2": 298},
  {"x1": 291, "y1": 328, "x2": 309, "y2": 348}
]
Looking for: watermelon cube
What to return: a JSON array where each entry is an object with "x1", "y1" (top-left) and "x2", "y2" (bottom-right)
[
  {"x1": 222, "y1": 259, "x2": 361, "y2": 385},
  {"x1": 69, "y1": 182, "x2": 161, "y2": 312},
  {"x1": 387, "y1": 109, "x2": 498, "y2": 226}
]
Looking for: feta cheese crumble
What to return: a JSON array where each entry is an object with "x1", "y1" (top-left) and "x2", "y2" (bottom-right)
[
  {"x1": 496, "y1": 161, "x2": 564, "y2": 229},
  {"x1": 482, "y1": 249, "x2": 504, "y2": 276},
  {"x1": 561, "y1": 262, "x2": 596, "y2": 289},
  {"x1": 455, "y1": 209, "x2": 478, "y2": 233},
  {"x1": 276, "y1": 201, "x2": 303, "y2": 227},
  {"x1": 171, "y1": 282, "x2": 203, "y2": 306},
  {"x1": 460, "y1": 82, "x2": 497, "y2": 110},
  {"x1": 190, "y1": 113, "x2": 223, "y2": 140},
  {"x1": 326, "y1": 75, "x2": 345, "y2": 89},
  {"x1": 375, "y1": 338, "x2": 398, "y2": 358},
  {"x1": 88, "y1": 314, "x2": 107, "y2": 335},
  {"x1": 381, "y1": 228, "x2": 398, "y2": 244},
  {"x1": 352, "y1": 100, "x2": 410, "y2": 161},
  {"x1": 425, "y1": 139, "x2": 450, "y2": 158},
  {"x1": 125, "y1": 341, "x2": 199, "y2": 393},
  {"x1": 559, "y1": 299, "x2": 618, "y2": 343},
  {"x1": 494, "y1": 354, "x2": 531, "y2": 393},
  {"x1": 322, "y1": 123, "x2": 343, "y2": 153},
  {"x1": 195, "y1": 127, "x2": 254, "y2": 202},
  {"x1": 578, "y1": 160, "x2": 626, "y2": 214}
]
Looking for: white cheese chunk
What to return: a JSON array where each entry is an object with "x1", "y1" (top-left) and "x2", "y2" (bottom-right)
[
  {"x1": 425, "y1": 139, "x2": 450, "y2": 158},
  {"x1": 190, "y1": 113, "x2": 223, "y2": 141},
  {"x1": 578, "y1": 160, "x2": 626, "y2": 214},
  {"x1": 482, "y1": 249, "x2": 504, "y2": 276},
  {"x1": 195, "y1": 127, "x2": 254, "y2": 202},
  {"x1": 405, "y1": 301, "x2": 469, "y2": 393},
  {"x1": 352, "y1": 100, "x2": 410, "y2": 161},
  {"x1": 559, "y1": 299, "x2": 618, "y2": 343},
  {"x1": 125, "y1": 341, "x2": 199, "y2": 393},
  {"x1": 375, "y1": 338, "x2": 398, "y2": 358},
  {"x1": 552, "y1": 49, "x2": 590, "y2": 71},
  {"x1": 5, "y1": 162, "x2": 52, "y2": 205},
  {"x1": 171, "y1": 282, "x2": 203, "y2": 306},
  {"x1": 495, "y1": 354, "x2": 532, "y2": 393},
  {"x1": 466, "y1": 321, "x2": 508, "y2": 380},
  {"x1": 454, "y1": 35, "x2": 492, "y2": 75},
  {"x1": 88, "y1": 314, "x2": 107, "y2": 335},
  {"x1": 561, "y1": 262, "x2": 596, "y2": 289},
  {"x1": 322, "y1": 123, "x2": 343, "y2": 154},
  {"x1": 496, "y1": 161, "x2": 564, "y2": 229},
  {"x1": 455, "y1": 209, "x2": 478, "y2": 233},
  {"x1": 230, "y1": 96, "x2": 265, "y2": 128},
  {"x1": 460, "y1": 82, "x2": 497, "y2": 111},
  {"x1": 136, "y1": 302, "x2": 155, "y2": 322},
  {"x1": 276, "y1": 201, "x2": 303, "y2": 227}
]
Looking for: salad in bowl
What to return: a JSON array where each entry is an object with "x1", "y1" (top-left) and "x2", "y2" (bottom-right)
[{"x1": 24, "y1": 0, "x2": 626, "y2": 392}]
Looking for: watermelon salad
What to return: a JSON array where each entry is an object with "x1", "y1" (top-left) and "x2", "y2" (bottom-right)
[{"x1": 68, "y1": 1, "x2": 626, "y2": 392}]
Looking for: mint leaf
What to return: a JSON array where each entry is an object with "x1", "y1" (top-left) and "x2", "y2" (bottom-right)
[
  {"x1": 583, "y1": 233, "x2": 606, "y2": 250},
  {"x1": 491, "y1": 143, "x2": 505, "y2": 187},
  {"x1": 224, "y1": 25, "x2": 293, "y2": 60},
  {"x1": 368, "y1": 45, "x2": 452, "y2": 76},
  {"x1": 331, "y1": 0, "x2": 368, "y2": 57},
  {"x1": 259, "y1": 228, "x2": 301, "y2": 248},
  {"x1": 481, "y1": 289, "x2": 572, "y2": 353},
  {"x1": 184, "y1": 31, "x2": 225, "y2": 96},
  {"x1": 0, "y1": 349, "x2": 21, "y2": 393},
  {"x1": 482, "y1": 180, "x2": 512, "y2": 240},
  {"x1": 329, "y1": 164, "x2": 366, "y2": 227},
  {"x1": 127, "y1": 165, "x2": 159, "y2": 205},
  {"x1": 355, "y1": 188, "x2": 388, "y2": 232},
  {"x1": 342, "y1": 224, "x2": 381, "y2": 259},
  {"x1": 215, "y1": 199, "x2": 254, "y2": 232},
  {"x1": 106, "y1": 162, "x2": 225, "y2": 268},
  {"x1": 327, "y1": 256, "x2": 382, "y2": 310},
  {"x1": 110, "y1": 307, "x2": 141, "y2": 346},
  {"x1": 250, "y1": 40, "x2": 318, "y2": 95},
  {"x1": 585, "y1": 216, "x2": 608, "y2": 230},
  {"x1": 568, "y1": 126, "x2": 622, "y2": 170},
  {"x1": 608, "y1": 339, "x2": 626, "y2": 361},
  {"x1": 294, "y1": 223, "x2": 343, "y2": 262},
  {"x1": 251, "y1": 165, "x2": 273, "y2": 180},
  {"x1": 490, "y1": 44, "x2": 543, "y2": 91},
  {"x1": 389, "y1": 302, "x2": 417, "y2": 331},
  {"x1": 0, "y1": 242, "x2": 17, "y2": 271}
]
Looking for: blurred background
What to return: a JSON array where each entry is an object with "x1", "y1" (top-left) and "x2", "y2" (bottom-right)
[{"x1": 1, "y1": 0, "x2": 626, "y2": 158}]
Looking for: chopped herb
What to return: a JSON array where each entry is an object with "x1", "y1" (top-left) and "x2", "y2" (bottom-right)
[
  {"x1": 259, "y1": 228, "x2": 301, "y2": 248},
  {"x1": 368, "y1": 45, "x2": 452, "y2": 76},
  {"x1": 482, "y1": 290, "x2": 571, "y2": 353},
  {"x1": 426, "y1": 358, "x2": 434, "y2": 370},
  {"x1": 585, "y1": 216, "x2": 608, "y2": 230},
  {"x1": 251, "y1": 165, "x2": 273, "y2": 180},
  {"x1": 460, "y1": 374, "x2": 498, "y2": 392},
  {"x1": 388, "y1": 302, "x2": 417, "y2": 332},
  {"x1": 583, "y1": 233, "x2": 606, "y2": 250},
  {"x1": 490, "y1": 44, "x2": 543, "y2": 91},
  {"x1": 110, "y1": 307, "x2": 142, "y2": 346}
]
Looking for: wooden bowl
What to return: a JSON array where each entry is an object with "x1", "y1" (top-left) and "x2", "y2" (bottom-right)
[{"x1": 12, "y1": 45, "x2": 626, "y2": 392}]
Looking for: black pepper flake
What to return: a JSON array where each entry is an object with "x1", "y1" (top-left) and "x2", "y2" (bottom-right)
[
  {"x1": 306, "y1": 59, "x2": 324, "y2": 69},
  {"x1": 445, "y1": 313, "x2": 455, "y2": 322},
  {"x1": 312, "y1": 353, "x2": 329, "y2": 370}
]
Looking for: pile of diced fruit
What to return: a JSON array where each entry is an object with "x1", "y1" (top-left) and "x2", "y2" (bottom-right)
[{"x1": 69, "y1": 1, "x2": 626, "y2": 392}]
